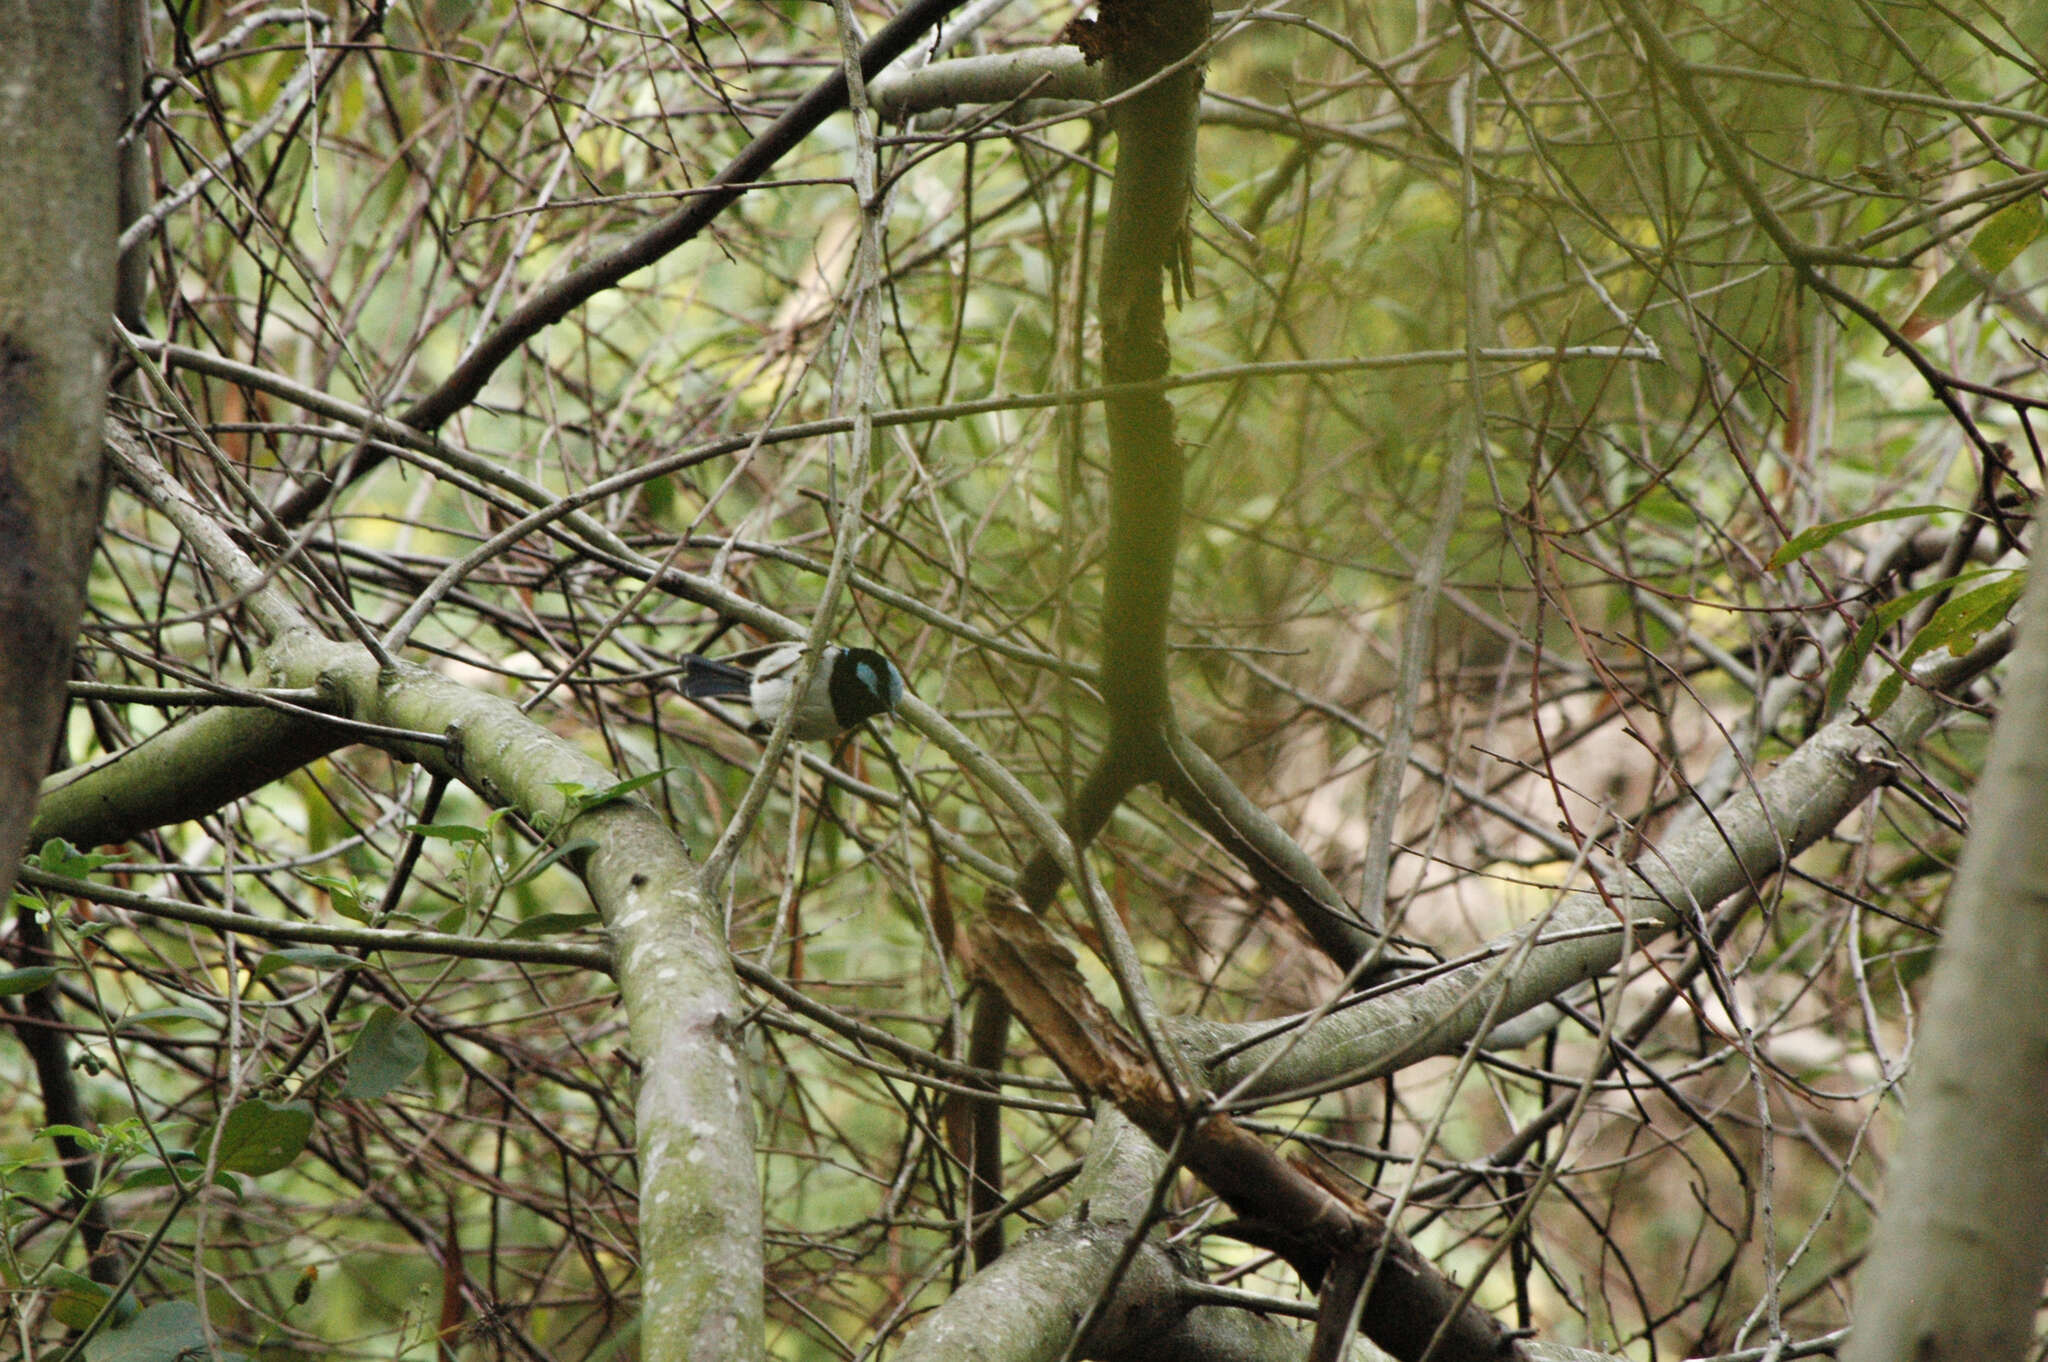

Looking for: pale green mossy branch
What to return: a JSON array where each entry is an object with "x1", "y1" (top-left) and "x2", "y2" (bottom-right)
[
  {"x1": 909, "y1": 629, "x2": 2001, "y2": 1362},
  {"x1": 33, "y1": 698, "x2": 361, "y2": 853},
  {"x1": 1182, "y1": 631, "x2": 2012, "y2": 1103},
  {"x1": 39, "y1": 429, "x2": 761, "y2": 1362},
  {"x1": 869, "y1": 48, "x2": 1107, "y2": 120}
]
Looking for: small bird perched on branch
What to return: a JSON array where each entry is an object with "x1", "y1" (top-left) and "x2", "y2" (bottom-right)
[{"x1": 681, "y1": 643, "x2": 905, "y2": 741}]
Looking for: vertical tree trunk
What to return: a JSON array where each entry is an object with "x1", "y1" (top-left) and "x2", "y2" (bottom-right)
[
  {"x1": 1842, "y1": 564, "x2": 2048, "y2": 1362},
  {"x1": 0, "y1": 1, "x2": 120, "y2": 892},
  {"x1": 0, "y1": 0, "x2": 125, "y2": 1292}
]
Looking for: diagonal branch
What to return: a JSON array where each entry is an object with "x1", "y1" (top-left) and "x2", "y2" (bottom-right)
[
  {"x1": 1183, "y1": 634, "x2": 2011, "y2": 1102},
  {"x1": 68, "y1": 428, "x2": 761, "y2": 1361},
  {"x1": 968, "y1": 896, "x2": 1524, "y2": 1362},
  {"x1": 272, "y1": 0, "x2": 970, "y2": 524}
]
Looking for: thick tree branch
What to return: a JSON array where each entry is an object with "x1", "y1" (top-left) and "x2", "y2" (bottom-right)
[
  {"x1": 1182, "y1": 635, "x2": 2009, "y2": 1101},
  {"x1": 1841, "y1": 570, "x2": 2048, "y2": 1360},
  {"x1": 0, "y1": 1, "x2": 118, "y2": 904},
  {"x1": 968, "y1": 898, "x2": 1524, "y2": 1362},
  {"x1": 0, "y1": 7, "x2": 124, "y2": 1289},
  {"x1": 64, "y1": 432, "x2": 760, "y2": 1362}
]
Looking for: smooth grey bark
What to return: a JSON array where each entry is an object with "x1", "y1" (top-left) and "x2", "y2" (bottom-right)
[
  {"x1": 1839, "y1": 568, "x2": 2048, "y2": 1362},
  {"x1": 0, "y1": 1, "x2": 120, "y2": 898},
  {"x1": 891, "y1": 1214, "x2": 1189, "y2": 1362},
  {"x1": 870, "y1": 49, "x2": 1108, "y2": 118}
]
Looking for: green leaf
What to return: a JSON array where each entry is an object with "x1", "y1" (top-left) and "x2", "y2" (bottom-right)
[
  {"x1": 203, "y1": 1099, "x2": 313, "y2": 1176},
  {"x1": 1900, "y1": 193, "x2": 2048, "y2": 339},
  {"x1": 118, "y1": 1166, "x2": 187, "y2": 1193},
  {"x1": 1826, "y1": 587, "x2": 1924, "y2": 717},
  {"x1": 249, "y1": 948, "x2": 365, "y2": 981},
  {"x1": 1768, "y1": 506, "x2": 1958, "y2": 571},
  {"x1": 1823, "y1": 571, "x2": 2001, "y2": 715},
  {"x1": 308, "y1": 874, "x2": 369, "y2": 922},
  {"x1": 331, "y1": 897, "x2": 373, "y2": 924},
  {"x1": 31, "y1": 839, "x2": 122, "y2": 880},
  {"x1": 409, "y1": 821, "x2": 488, "y2": 844},
  {"x1": 554, "y1": 768, "x2": 672, "y2": 819},
  {"x1": 507, "y1": 911, "x2": 602, "y2": 940},
  {"x1": 1921, "y1": 572, "x2": 2025, "y2": 657},
  {"x1": 1870, "y1": 571, "x2": 2023, "y2": 716},
  {"x1": 594, "y1": 768, "x2": 670, "y2": 800},
  {"x1": 1825, "y1": 609, "x2": 1882, "y2": 719},
  {"x1": 45, "y1": 1267, "x2": 134, "y2": 1332},
  {"x1": 118, "y1": 1150, "x2": 234, "y2": 1194},
  {"x1": 115, "y1": 1006, "x2": 220, "y2": 1033},
  {"x1": 339, "y1": 1007, "x2": 429, "y2": 1099},
  {"x1": 40, "y1": 1123, "x2": 100, "y2": 1147},
  {"x1": 86, "y1": 1300, "x2": 207, "y2": 1362},
  {"x1": 0, "y1": 965, "x2": 62, "y2": 997}
]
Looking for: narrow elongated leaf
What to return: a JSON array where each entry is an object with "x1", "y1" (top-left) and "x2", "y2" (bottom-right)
[
  {"x1": 1769, "y1": 506, "x2": 1957, "y2": 571},
  {"x1": 0, "y1": 965, "x2": 62, "y2": 996},
  {"x1": 1824, "y1": 571, "x2": 2001, "y2": 715},
  {"x1": 408, "y1": 821, "x2": 488, "y2": 844},
  {"x1": 509, "y1": 837, "x2": 598, "y2": 888},
  {"x1": 115, "y1": 1006, "x2": 220, "y2": 1033},
  {"x1": 1871, "y1": 571, "x2": 2023, "y2": 716},
  {"x1": 1900, "y1": 193, "x2": 2048, "y2": 339},
  {"x1": 249, "y1": 947, "x2": 364, "y2": 981},
  {"x1": 508, "y1": 911, "x2": 602, "y2": 939}
]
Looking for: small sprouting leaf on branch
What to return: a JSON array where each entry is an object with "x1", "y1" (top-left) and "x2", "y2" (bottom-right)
[{"x1": 30, "y1": 838, "x2": 122, "y2": 880}]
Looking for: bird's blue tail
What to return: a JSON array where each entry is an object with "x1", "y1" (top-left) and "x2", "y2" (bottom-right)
[{"x1": 681, "y1": 655, "x2": 753, "y2": 700}]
